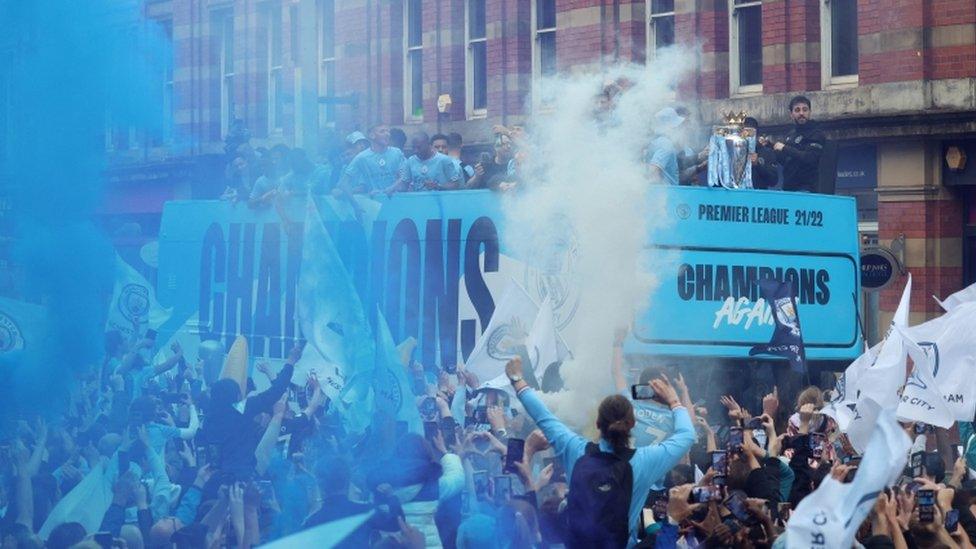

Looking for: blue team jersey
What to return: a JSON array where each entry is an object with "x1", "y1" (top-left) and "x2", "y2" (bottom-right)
[
  {"x1": 647, "y1": 135, "x2": 679, "y2": 185},
  {"x1": 344, "y1": 147, "x2": 405, "y2": 191},
  {"x1": 398, "y1": 152, "x2": 462, "y2": 191}
]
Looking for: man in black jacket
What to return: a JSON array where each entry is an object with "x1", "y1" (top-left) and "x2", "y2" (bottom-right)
[
  {"x1": 200, "y1": 344, "x2": 302, "y2": 480},
  {"x1": 773, "y1": 96, "x2": 826, "y2": 193}
]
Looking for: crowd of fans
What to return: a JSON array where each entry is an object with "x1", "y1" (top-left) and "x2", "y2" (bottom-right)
[
  {"x1": 3, "y1": 321, "x2": 976, "y2": 549},
  {"x1": 216, "y1": 91, "x2": 826, "y2": 206}
]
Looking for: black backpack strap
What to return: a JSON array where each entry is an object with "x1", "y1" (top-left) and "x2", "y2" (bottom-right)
[{"x1": 586, "y1": 442, "x2": 636, "y2": 462}]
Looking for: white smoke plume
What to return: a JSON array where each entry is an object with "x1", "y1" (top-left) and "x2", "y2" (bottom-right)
[{"x1": 503, "y1": 50, "x2": 698, "y2": 428}]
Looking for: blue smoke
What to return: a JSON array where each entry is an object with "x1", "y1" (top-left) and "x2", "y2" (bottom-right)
[{"x1": 0, "y1": 0, "x2": 169, "y2": 419}]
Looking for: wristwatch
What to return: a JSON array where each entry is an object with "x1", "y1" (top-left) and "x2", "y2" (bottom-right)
[{"x1": 508, "y1": 374, "x2": 523, "y2": 384}]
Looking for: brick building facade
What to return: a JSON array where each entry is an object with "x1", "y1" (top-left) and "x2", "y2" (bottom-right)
[{"x1": 18, "y1": 0, "x2": 973, "y2": 340}]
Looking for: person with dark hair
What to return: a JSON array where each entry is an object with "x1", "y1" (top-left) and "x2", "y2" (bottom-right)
[
  {"x1": 465, "y1": 131, "x2": 514, "y2": 190},
  {"x1": 445, "y1": 132, "x2": 474, "y2": 184},
  {"x1": 199, "y1": 345, "x2": 301, "y2": 479},
  {"x1": 744, "y1": 116, "x2": 780, "y2": 190},
  {"x1": 772, "y1": 95, "x2": 825, "y2": 193},
  {"x1": 388, "y1": 132, "x2": 462, "y2": 193},
  {"x1": 431, "y1": 134, "x2": 449, "y2": 155},
  {"x1": 389, "y1": 127, "x2": 408, "y2": 153},
  {"x1": 45, "y1": 521, "x2": 86, "y2": 549},
  {"x1": 505, "y1": 357, "x2": 694, "y2": 546}
]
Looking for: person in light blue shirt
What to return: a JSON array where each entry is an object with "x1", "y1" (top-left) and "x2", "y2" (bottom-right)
[
  {"x1": 646, "y1": 107, "x2": 685, "y2": 185},
  {"x1": 339, "y1": 125, "x2": 405, "y2": 194},
  {"x1": 391, "y1": 131, "x2": 462, "y2": 192},
  {"x1": 505, "y1": 357, "x2": 695, "y2": 547}
]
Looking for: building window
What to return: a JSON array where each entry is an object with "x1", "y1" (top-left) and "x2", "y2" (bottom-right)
[
  {"x1": 159, "y1": 18, "x2": 174, "y2": 145},
  {"x1": 214, "y1": 10, "x2": 235, "y2": 139},
  {"x1": 466, "y1": 0, "x2": 487, "y2": 118},
  {"x1": 729, "y1": 0, "x2": 762, "y2": 95},
  {"x1": 646, "y1": 0, "x2": 675, "y2": 60},
  {"x1": 532, "y1": 0, "x2": 556, "y2": 106},
  {"x1": 266, "y1": 3, "x2": 284, "y2": 134},
  {"x1": 821, "y1": 0, "x2": 858, "y2": 87},
  {"x1": 318, "y1": 0, "x2": 336, "y2": 125},
  {"x1": 404, "y1": 0, "x2": 423, "y2": 121}
]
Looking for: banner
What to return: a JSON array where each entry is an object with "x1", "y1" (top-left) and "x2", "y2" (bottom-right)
[
  {"x1": 155, "y1": 188, "x2": 862, "y2": 369},
  {"x1": 749, "y1": 279, "x2": 805, "y2": 372}
]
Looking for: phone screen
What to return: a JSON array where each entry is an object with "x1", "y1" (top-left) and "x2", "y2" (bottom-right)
[
  {"x1": 910, "y1": 451, "x2": 924, "y2": 478},
  {"x1": 504, "y1": 438, "x2": 525, "y2": 474},
  {"x1": 472, "y1": 470, "x2": 489, "y2": 495},
  {"x1": 711, "y1": 450, "x2": 728, "y2": 476},
  {"x1": 946, "y1": 509, "x2": 960, "y2": 531},
  {"x1": 745, "y1": 417, "x2": 764, "y2": 430},
  {"x1": 728, "y1": 427, "x2": 744, "y2": 451},
  {"x1": 631, "y1": 384, "x2": 656, "y2": 400},
  {"x1": 917, "y1": 489, "x2": 935, "y2": 523},
  {"x1": 651, "y1": 497, "x2": 668, "y2": 522},
  {"x1": 494, "y1": 476, "x2": 512, "y2": 502},
  {"x1": 423, "y1": 421, "x2": 439, "y2": 443},
  {"x1": 725, "y1": 492, "x2": 752, "y2": 522},
  {"x1": 809, "y1": 432, "x2": 826, "y2": 459},
  {"x1": 440, "y1": 417, "x2": 458, "y2": 446}
]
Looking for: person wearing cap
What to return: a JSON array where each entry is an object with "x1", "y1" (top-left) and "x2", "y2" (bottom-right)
[
  {"x1": 338, "y1": 124, "x2": 406, "y2": 195},
  {"x1": 646, "y1": 107, "x2": 685, "y2": 186}
]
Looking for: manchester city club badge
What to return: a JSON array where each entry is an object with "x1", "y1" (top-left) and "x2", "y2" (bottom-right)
[
  {"x1": 118, "y1": 283, "x2": 151, "y2": 323},
  {"x1": 378, "y1": 158, "x2": 386, "y2": 166},
  {"x1": 0, "y1": 312, "x2": 24, "y2": 353},
  {"x1": 420, "y1": 165, "x2": 428, "y2": 174}
]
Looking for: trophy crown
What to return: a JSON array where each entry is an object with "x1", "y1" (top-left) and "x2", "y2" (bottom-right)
[{"x1": 723, "y1": 110, "x2": 748, "y2": 125}]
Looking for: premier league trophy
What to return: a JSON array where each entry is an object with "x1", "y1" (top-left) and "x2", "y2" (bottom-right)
[{"x1": 707, "y1": 111, "x2": 756, "y2": 189}]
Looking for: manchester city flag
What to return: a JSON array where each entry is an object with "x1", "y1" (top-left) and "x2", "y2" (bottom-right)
[{"x1": 749, "y1": 279, "x2": 806, "y2": 372}]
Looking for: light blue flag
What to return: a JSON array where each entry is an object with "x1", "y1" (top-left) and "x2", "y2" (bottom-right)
[
  {"x1": 297, "y1": 198, "x2": 376, "y2": 432},
  {"x1": 373, "y1": 308, "x2": 422, "y2": 434},
  {"x1": 0, "y1": 297, "x2": 47, "y2": 357}
]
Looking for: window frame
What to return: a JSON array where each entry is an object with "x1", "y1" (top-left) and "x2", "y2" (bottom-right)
[
  {"x1": 820, "y1": 0, "x2": 859, "y2": 89},
  {"x1": 645, "y1": 0, "x2": 675, "y2": 62},
  {"x1": 318, "y1": 0, "x2": 336, "y2": 126},
  {"x1": 403, "y1": 0, "x2": 424, "y2": 123},
  {"x1": 531, "y1": 0, "x2": 557, "y2": 109},
  {"x1": 465, "y1": 0, "x2": 488, "y2": 119},
  {"x1": 728, "y1": 0, "x2": 763, "y2": 97},
  {"x1": 215, "y1": 9, "x2": 235, "y2": 139},
  {"x1": 159, "y1": 18, "x2": 174, "y2": 145},
  {"x1": 266, "y1": 2, "x2": 284, "y2": 135}
]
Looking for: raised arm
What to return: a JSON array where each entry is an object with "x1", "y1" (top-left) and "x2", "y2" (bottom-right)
[
  {"x1": 244, "y1": 345, "x2": 300, "y2": 417},
  {"x1": 507, "y1": 358, "x2": 586, "y2": 460}
]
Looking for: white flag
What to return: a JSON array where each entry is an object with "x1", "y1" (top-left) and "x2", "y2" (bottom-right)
[
  {"x1": 465, "y1": 279, "x2": 539, "y2": 386},
  {"x1": 895, "y1": 325, "x2": 954, "y2": 428},
  {"x1": 855, "y1": 274, "x2": 911, "y2": 408},
  {"x1": 105, "y1": 252, "x2": 171, "y2": 340},
  {"x1": 905, "y1": 301, "x2": 976, "y2": 421},
  {"x1": 934, "y1": 282, "x2": 976, "y2": 313},
  {"x1": 524, "y1": 297, "x2": 570, "y2": 380},
  {"x1": 823, "y1": 343, "x2": 879, "y2": 431},
  {"x1": 786, "y1": 407, "x2": 910, "y2": 549}
]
